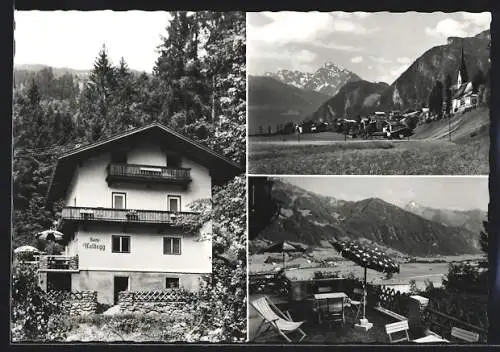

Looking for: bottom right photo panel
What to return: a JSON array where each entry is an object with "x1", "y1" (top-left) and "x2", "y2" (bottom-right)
[{"x1": 248, "y1": 176, "x2": 488, "y2": 344}]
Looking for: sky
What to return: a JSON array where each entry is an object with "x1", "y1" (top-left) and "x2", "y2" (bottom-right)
[
  {"x1": 247, "y1": 11, "x2": 491, "y2": 84},
  {"x1": 14, "y1": 11, "x2": 172, "y2": 73},
  {"x1": 280, "y1": 176, "x2": 488, "y2": 211}
]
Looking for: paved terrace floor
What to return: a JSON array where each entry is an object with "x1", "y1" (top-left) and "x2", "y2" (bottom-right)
[{"x1": 248, "y1": 293, "x2": 398, "y2": 344}]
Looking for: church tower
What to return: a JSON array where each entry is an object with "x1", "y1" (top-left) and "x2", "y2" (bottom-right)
[{"x1": 457, "y1": 46, "x2": 469, "y2": 88}]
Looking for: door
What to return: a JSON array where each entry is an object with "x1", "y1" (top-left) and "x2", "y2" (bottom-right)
[
  {"x1": 114, "y1": 276, "x2": 129, "y2": 305},
  {"x1": 47, "y1": 272, "x2": 72, "y2": 291}
]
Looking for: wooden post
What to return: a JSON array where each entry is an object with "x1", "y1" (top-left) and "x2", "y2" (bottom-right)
[
  {"x1": 448, "y1": 114, "x2": 451, "y2": 141},
  {"x1": 283, "y1": 251, "x2": 285, "y2": 270}
]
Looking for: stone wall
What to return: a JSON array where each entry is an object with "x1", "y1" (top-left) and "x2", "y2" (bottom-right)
[
  {"x1": 118, "y1": 290, "x2": 195, "y2": 315},
  {"x1": 45, "y1": 290, "x2": 97, "y2": 315}
]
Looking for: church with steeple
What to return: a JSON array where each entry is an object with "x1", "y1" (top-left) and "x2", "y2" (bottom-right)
[{"x1": 451, "y1": 47, "x2": 478, "y2": 114}]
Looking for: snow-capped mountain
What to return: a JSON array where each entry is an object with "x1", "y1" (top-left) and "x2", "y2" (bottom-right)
[
  {"x1": 265, "y1": 61, "x2": 362, "y2": 96},
  {"x1": 404, "y1": 200, "x2": 486, "y2": 234}
]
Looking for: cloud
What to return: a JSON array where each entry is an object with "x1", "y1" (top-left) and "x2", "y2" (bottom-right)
[
  {"x1": 247, "y1": 12, "x2": 274, "y2": 27},
  {"x1": 351, "y1": 56, "x2": 363, "y2": 63},
  {"x1": 426, "y1": 12, "x2": 491, "y2": 38},
  {"x1": 462, "y1": 12, "x2": 491, "y2": 28},
  {"x1": 369, "y1": 56, "x2": 392, "y2": 64},
  {"x1": 390, "y1": 64, "x2": 410, "y2": 77},
  {"x1": 248, "y1": 44, "x2": 318, "y2": 73},
  {"x1": 331, "y1": 11, "x2": 372, "y2": 20},
  {"x1": 248, "y1": 12, "x2": 335, "y2": 45},
  {"x1": 396, "y1": 57, "x2": 412, "y2": 64},
  {"x1": 316, "y1": 42, "x2": 363, "y2": 52},
  {"x1": 332, "y1": 19, "x2": 380, "y2": 34},
  {"x1": 425, "y1": 18, "x2": 468, "y2": 38}
]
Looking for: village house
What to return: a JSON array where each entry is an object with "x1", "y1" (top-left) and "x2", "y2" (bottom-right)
[
  {"x1": 40, "y1": 123, "x2": 242, "y2": 305},
  {"x1": 451, "y1": 47, "x2": 478, "y2": 114}
]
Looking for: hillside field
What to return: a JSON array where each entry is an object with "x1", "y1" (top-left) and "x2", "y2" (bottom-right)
[{"x1": 248, "y1": 108, "x2": 489, "y2": 175}]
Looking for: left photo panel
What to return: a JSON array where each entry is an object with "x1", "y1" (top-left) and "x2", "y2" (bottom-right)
[{"x1": 11, "y1": 11, "x2": 247, "y2": 343}]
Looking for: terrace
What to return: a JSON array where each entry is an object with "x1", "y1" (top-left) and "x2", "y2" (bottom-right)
[{"x1": 248, "y1": 267, "x2": 487, "y2": 344}]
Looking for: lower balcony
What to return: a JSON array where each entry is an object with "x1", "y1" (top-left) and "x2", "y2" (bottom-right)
[
  {"x1": 38, "y1": 255, "x2": 79, "y2": 272},
  {"x1": 61, "y1": 207, "x2": 196, "y2": 225}
]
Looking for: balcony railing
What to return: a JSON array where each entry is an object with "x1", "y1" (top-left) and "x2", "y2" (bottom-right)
[
  {"x1": 61, "y1": 207, "x2": 196, "y2": 225},
  {"x1": 106, "y1": 163, "x2": 192, "y2": 185},
  {"x1": 38, "y1": 255, "x2": 79, "y2": 272}
]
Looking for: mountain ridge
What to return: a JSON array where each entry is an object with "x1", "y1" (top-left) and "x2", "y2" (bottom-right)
[
  {"x1": 255, "y1": 180, "x2": 482, "y2": 257},
  {"x1": 265, "y1": 61, "x2": 362, "y2": 96}
]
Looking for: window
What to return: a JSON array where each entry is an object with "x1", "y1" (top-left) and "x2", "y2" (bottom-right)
[
  {"x1": 112, "y1": 193, "x2": 126, "y2": 209},
  {"x1": 168, "y1": 195, "x2": 181, "y2": 212},
  {"x1": 111, "y1": 150, "x2": 127, "y2": 164},
  {"x1": 167, "y1": 153, "x2": 182, "y2": 168},
  {"x1": 163, "y1": 237, "x2": 181, "y2": 255},
  {"x1": 165, "y1": 277, "x2": 180, "y2": 289},
  {"x1": 112, "y1": 235, "x2": 130, "y2": 253}
]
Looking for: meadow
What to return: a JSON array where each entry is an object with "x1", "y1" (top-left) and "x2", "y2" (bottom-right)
[
  {"x1": 248, "y1": 138, "x2": 488, "y2": 175},
  {"x1": 248, "y1": 107, "x2": 489, "y2": 175}
]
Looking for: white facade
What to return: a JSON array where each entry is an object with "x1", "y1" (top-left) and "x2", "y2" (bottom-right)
[{"x1": 41, "y1": 127, "x2": 228, "y2": 304}]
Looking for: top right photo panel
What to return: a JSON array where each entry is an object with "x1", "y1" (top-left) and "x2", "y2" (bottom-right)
[{"x1": 247, "y1": 12, "x2": 491, "y2": 175}]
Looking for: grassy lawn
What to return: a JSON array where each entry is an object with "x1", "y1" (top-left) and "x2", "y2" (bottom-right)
[{"x1": 248, "y1": 138, "x2": 488, "y2": 175}]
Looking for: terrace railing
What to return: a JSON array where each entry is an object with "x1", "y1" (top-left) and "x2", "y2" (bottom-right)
[
  {"x1": 38, "y1": 255, "x2": 79, "y2": 272},
  {"x1": 61, "y1": 207, "x2": 197, "y2": 225},
  {"x1": 106, "y1": 163, "x2": 192, "y2": 186}
]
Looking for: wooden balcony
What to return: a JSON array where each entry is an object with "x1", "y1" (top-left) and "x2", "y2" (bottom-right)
[
  {"x1": 38, "y1": 255, "x2": 79, "y2": 272},
  {"x1": 106, "y1": 163, "x2": 192, "y2": 186},
  {"x1": 61, "y1": 207, "x2": 196, "y2": 225}
]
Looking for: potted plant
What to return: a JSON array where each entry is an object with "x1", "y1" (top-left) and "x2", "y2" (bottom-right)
[{"x1": 126, "y1": 209, "x2": 138, "y2": 221}]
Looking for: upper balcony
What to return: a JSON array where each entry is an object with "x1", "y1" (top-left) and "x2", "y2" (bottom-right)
[
  {"x1": 106, "y1": 163, "x2": 192, "y2": 187},
  {"x1": 61, "y1": 206, "x2": 196, "y2": 226}
]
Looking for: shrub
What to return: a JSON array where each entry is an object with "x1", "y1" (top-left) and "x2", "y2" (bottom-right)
[
  {"x1": 11, "y1": 263, "x2": 68, "y2": 341},
  {"x1": 442, "y1": 262, "x2": 487, "y2": 294},
  {"x1": 409, "y1": 279, "x2": 419, "y2": 295}
]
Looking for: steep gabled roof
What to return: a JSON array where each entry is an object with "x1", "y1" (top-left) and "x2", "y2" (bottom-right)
[
  {"x1": 458, "y1": 46, "x2": 469, "y2": 83},
  {"x1": 47, "y1": 122, "x2": 244, "y2": 202}
]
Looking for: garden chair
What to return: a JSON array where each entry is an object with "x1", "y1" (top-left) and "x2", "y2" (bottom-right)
[
  {"x1": 450, "y1": 327, "x2": 480, "y2": 343},
  {"x1": 251, "y1": 296, "x2": 307, "y2": 343},
  {"x1": 385, "y1": 320, "x2": 410, "y2": 343},
  {"x1": 314, "y1": 296, "x2": 345, "y2": 327},
  {"x1": 345, "y1": 288, "x2": 363, "y2": 321}
]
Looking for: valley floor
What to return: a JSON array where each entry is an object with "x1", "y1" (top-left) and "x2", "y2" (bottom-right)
[
  {"x1": 249, "y1": 252, "x2": 485, "y2": 292},
  {"x1": 248, "y1": 107, "x2": 489, "y2": 175}
]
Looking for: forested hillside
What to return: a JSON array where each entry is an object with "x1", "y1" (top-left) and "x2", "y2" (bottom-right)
[{"x1": 12, "y1": 11, "x2": 246, "y2": 249}]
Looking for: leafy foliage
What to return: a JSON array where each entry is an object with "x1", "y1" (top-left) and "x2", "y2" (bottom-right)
[
  {"x1": 179, "y1": 175, "x2": 247, "y2": 342},
  {"x1": 11, "y1": 263, "x2": 67, "y2": 341},
  {"x1": 442, "y1": 262, "x2": 488, "y2": 294}
]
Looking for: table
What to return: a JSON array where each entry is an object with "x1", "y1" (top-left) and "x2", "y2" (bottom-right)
[
  {"x1": 413, "y1": 335, "x2": 450, "y2": 343},
  {"x1": 313, "y1": 292, "x2": 348, "y2": 325},
  {"x1": 313, "y1": 292, "x2": 347, "y2": 300}
]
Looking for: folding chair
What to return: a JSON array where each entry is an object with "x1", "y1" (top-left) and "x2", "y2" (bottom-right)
[
  {"x1": 385, "y1": 320, "x2": 410, "y2": 343},
  {"x1": 251, "y1": 296, "x2": 307, "y2": 343},
  {"x1": 345, "y1": 288, "x2": 363, "y2": 322},
  {"x1": 450, "y1": 327, "x2": 480, "y2": 343}
]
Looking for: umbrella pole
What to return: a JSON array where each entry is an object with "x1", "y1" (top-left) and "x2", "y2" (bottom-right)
[
  {"x1": 363, "y1": 267, "x2": 367, "y2": 320},
  {"x1": 283, "y1": 251, "x2": 285, "y2": 271}
]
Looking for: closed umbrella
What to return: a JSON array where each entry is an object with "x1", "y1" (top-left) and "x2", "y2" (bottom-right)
[
  {"x1": 260, "y1": 240, "x2": 307, "y2": 270},
  {"x1": 36, "y1": 230, "x2": 64, "y2": 242},
  {"x1": 330, "y1": 239, "x2": 400, "y2": 330}
]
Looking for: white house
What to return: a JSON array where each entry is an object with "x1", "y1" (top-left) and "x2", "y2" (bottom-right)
[
  {"x1": 41, "y1": 123, "x2": 242, "y2": 305},
  {"x1": 451, "y1": 47, "x2": 478, "y2": 114}
]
